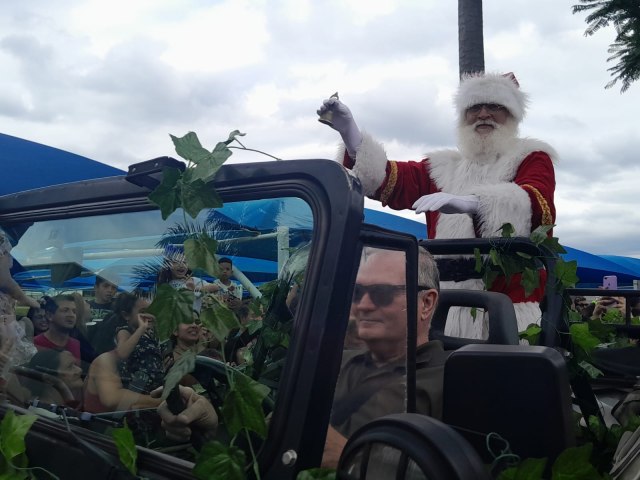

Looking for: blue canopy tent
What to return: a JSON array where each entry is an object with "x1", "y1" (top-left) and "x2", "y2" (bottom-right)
[
  {"x1": 2, "y1": 134, "x2": 639, "y2": 289},
  {"x1": 0, "y1": 133, "x2": 122, "y2": 195},
  {"x1": 562, "y1": 247, "x2": 640, "y2": 288},
  {"x1": 600, "y1": 255, "x2": 640, "y2": 278}
]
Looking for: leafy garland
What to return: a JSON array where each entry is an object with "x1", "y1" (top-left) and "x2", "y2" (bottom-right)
[
  {"x1": 133, "y1": 132, "x2": 327, "y2": 479},
  {"x1": 474, "y1": 223, "x2": 640, "y2": 478}
]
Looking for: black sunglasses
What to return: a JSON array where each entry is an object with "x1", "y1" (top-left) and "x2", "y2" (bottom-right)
[
  {"x1": 467, "y1": 103, "x2": 506, "y2": 114},
  {"x1": 352, "y1": 284, "x2": 407, "y2": 307},
  {"x1": 353, "y1": 284, "x2": 435, "y2": 307}
]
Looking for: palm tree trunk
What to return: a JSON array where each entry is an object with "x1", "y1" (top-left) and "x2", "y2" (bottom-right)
[{"x1": 458, "y1": 0, "x2": 485, "y2": 78}]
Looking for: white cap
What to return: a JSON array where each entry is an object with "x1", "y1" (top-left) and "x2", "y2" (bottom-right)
[{"x1": 455, "y1": 72, "x2": 529, "y2": 123}]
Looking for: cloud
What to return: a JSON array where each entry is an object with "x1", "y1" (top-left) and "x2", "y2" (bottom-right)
[{"x1": 0, "y1": 0, "x2": 639, "y2": 258}]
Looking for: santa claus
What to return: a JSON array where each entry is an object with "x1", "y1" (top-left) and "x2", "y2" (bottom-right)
[{"x1": 317, "y1": 72, "x2": 557, "y2": 339}]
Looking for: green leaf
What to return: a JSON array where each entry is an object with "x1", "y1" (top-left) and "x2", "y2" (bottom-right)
[
  {"x1": 499, "y1": 254, "x2": 526, "y2": 281},
  {"x1": 483, "y1": 269, "x2": 500, "y2": 291},
  {"x1": 200, "y1": 301, "x2": 241, "y2": 342},
  {"x1": 246, "y1": 319, "x2": 263, "y2": 335},
  {"x1": 0, "y1": 410, "x2": 37, "y2": 461},
  {"x1": 570, "y1": 323, "x2": 602, "y2": 353},
  {"x1": 474, "y1": 248, "x2": 483, "y2": 273},
  {"x1": 578, "y1": 360, "x2": 604, "y2": 379},
  {"x1": 497, "y1": 467, "x2": 518, "y2": 480},
  {"x1": 519, "y1": 324, "x2": 542, "y2": 344},
  {"x1": 568, "y1": 310, "x2": 582, "y2": 322},
  {"x1": 489, "y1": 248, "x2": 503, "y2": 268},
  {"x1": 516, "y1": 251, "x2": 533, "y2": 260},
  {"x1": 470, "y1": 306, "x2": 478, "y2": 321},
  {"x1": 541, "y1": 235, "x2": 567, "y2": 255},
  {"x1": 521, "y1": 267, "x2": 540, "y2": 298},
  {"x1": 586, "y1": 318, "x2": 616, "y2": 343},
  {"x1": 181, "y1": 178, "x2": 223, "y2": 218},
  {"x1": 146, "y1": 284, "x2": 195, "y2": 341},
  {"x1": 497, "y1": 457, "x2": 547, "y2": 480},
  {"x1": 529, "y1": 224, "x2": 554, "y2": 245},
  {"x1": 601, "y1": 308, "x2": 624, "y2": 324},
  {"x1": 112, "y1": 421, "x2": 137, "y2": 476},
  {"x1": 587, "y1": 416, "x2": 607, "y2": 443},
  {"x1": 148, "y1": 167, "x2": 183, "y2": 220},
  {"x1": 184, "y1": 234, "x2": 219, "y2": 277},
  {"x1": 193, "y1": 441, "x2": 246, "y2": 480},
  {"x1": 162, "y1": 350, "x2": 197, "y2": 400},
  {"x1": 500, "y1": 223, "x2": 515, "y2": 238},
  {"x1": 261, "y1": 325, "x2": 286, "y2": 348},
  {"x1": 225, "y1": 130, "x2": 247, "y2": 145},
  {"x1": 297, "y1": 468, "x2": 337, "y2": 480},
  {"x1": 555, "y1": 259, "x2": 579, "y2": 290},
  {"x1": 170, "y1": 132, "x2": 211, "y2": 164},
  {"x1": 551, "y1": 444, "x2": 603, "y2": 480},
  {"x1": 222, "y1": 372, "x2": 269, "y2": 439},
  {"x1": 192, "y1": 142, "x2": 233, "y2": 182}
]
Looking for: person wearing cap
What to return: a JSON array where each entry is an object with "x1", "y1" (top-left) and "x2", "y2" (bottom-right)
[{"x1": 317, "y1": 72, "x2": 556, "y2": 339}]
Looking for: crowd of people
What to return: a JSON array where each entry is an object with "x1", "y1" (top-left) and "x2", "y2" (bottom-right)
[{"x1": 0, "y1": 249, "x2": 251, "y2": 430}]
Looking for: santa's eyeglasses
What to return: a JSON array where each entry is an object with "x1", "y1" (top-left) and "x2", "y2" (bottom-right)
[
  {"x1": 467, "y1": 103, "x2": 506, "y2": 114},
  {"x1": 352, "y1": 284, "x2": 433, "y2": 307}
]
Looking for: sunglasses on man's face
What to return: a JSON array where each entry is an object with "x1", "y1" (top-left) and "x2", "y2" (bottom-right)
[
  {"x1": 467, "y1": 103, "x2": 506, "y2": 114},
  {"x1": 353, "y1": 284, "x2": 406, "y2": 307}
]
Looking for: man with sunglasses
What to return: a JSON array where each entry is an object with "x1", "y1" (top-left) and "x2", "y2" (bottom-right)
[
  {"x1": 317, "y1": 72, "x2": 556, "y2": 339},
  {"x1": 323, "y1": 247, "x2": 447, "y2": 468}
]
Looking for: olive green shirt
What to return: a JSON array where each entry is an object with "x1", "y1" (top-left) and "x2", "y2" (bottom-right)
[{"x1": 331, "y1": 340, "x2": 449, "y2": 438}]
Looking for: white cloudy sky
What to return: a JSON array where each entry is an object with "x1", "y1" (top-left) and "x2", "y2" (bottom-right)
[{"x1": 1, "y1": 0, "x2": 639, "y2": 257}]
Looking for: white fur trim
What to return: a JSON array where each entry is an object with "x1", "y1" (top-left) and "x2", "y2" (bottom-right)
[
  {"x1": 473, "y1": 182, "x2": 531, "y2": 236},
  {"x1": 440, "y1": 280, "x2": 542, "y2": 340},
  {"x1": 441, "y1": 279, "x2": 488, "y2": 339},
  {"x1": 513, "y1": 302, "x2": 542, "y2": 332},
  {"x1": 427, "y1": 138, "x2": 555, "y2": 238},
  {"x1": 350, "y1": 131, "x2": 389, "y2": 197},
  {"x1": 455, "y1": 72, "x2": 529, "y2": 123}
]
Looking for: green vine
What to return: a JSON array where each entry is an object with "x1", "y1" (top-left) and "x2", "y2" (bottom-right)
[
  {"x1": 475, "y1": 223, "x2": 640, "y2": 478},
  {"x1": 0, "y1": 410, "x2": 59, "y2": 479}
]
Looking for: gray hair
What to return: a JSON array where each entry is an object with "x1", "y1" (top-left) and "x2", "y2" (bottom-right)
[
  {"x1": 360, "y1": 246, "x2": 439, "y2": 292},
  {"x1": 418, "y1": 246, "x2": 439, "y2": 292}
]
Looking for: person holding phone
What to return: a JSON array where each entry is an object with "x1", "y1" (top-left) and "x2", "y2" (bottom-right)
[{"x1": 592, "y1": 296, "x2": 626, "y2": 321}]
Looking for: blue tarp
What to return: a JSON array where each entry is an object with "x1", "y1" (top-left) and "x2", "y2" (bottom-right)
[
  {"x1": 0, "y1": 133, "x2": 123, "y2": 195},
  {"x1": 563, "y1": 247, "x2": 640, "y2": 287},
  {"x1": 2, "y1": 133, "x2": 639, "y2": 287}
]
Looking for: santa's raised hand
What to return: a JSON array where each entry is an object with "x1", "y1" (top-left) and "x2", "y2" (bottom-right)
[
  {"x1": 317, "y1": 96, "x2": 363, "y2": 157},
  {"x1": 412, "y1": 192, "x2": 479, "y2": 215}
]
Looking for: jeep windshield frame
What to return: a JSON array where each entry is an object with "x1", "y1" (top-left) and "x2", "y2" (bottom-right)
[{"x1": 0, "y1": 158, "x2": 369, "y2": 478}]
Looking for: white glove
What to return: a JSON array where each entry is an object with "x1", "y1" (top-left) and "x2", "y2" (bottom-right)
[
  {"x1": 317, "y1": 97, "x2": 363, "y2": 157},
  {"x1": 412, "y1": 193, "x2": 479, "y2": 215}
]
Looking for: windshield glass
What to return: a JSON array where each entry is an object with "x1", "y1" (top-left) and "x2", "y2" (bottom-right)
[{"x1": 0, "y1": 196, "x2": 313, "y2": 464}]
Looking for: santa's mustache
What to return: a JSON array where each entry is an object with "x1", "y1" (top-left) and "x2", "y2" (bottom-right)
[{"x1": 473, "y1": 119, "x2": 499, "y2": 129}]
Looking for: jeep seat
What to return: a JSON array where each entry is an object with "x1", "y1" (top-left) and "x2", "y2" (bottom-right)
[
  {"x1": 442, "y1": 344, "x2": 575, "y2": 465},
  {"x1": 430, "y1": 289, "x2": 520, "y2": 349}
]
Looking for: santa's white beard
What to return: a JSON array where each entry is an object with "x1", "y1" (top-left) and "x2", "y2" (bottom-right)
[{"x1": 457, "y1": 119, "x2": 519, "y2": 164}]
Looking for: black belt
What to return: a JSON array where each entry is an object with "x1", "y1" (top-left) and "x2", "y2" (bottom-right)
[{"x1": 437, "y1": 258, "x2": 484, "y2": 282}]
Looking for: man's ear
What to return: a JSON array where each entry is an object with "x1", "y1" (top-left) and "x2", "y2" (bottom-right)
[{"x1": 419, "y1": 289, "x2": 438, "y2": 324}]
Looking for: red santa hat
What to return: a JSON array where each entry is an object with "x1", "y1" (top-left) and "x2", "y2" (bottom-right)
[{"x1": 454, "y1": 72, "x2": 529, "y2": 123}]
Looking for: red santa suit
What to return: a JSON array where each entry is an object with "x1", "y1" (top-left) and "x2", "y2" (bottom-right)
[{"x1": 339, "y1": 73, "x2": 557, "y2": 339}]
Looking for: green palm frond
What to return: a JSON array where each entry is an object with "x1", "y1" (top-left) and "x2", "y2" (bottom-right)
[{"x1": 572, "y1": 0, "x2": 640, "y2": 92}]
